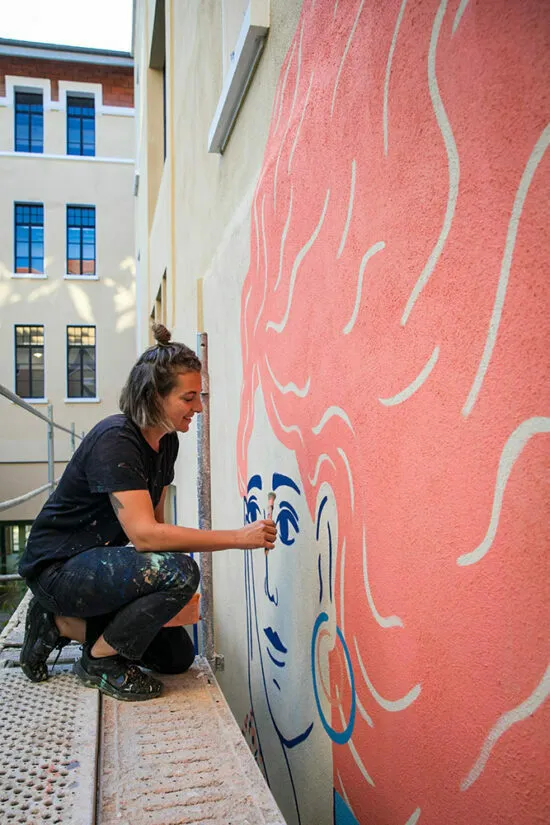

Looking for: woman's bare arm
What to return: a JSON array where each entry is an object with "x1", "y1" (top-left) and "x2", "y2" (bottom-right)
[{"x1": 110, "y1": 489, "x2": 276, "y2": 552}]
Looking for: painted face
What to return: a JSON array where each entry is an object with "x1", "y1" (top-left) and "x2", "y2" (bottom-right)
[
  {"x1": 245, "y1": 385, "x2": 337, "y2": 759},
  {"x1": 161, "y1": 371, "x2": 202, "y2": 433}
]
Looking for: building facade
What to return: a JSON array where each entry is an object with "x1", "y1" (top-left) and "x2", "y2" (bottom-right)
[
  {"x1": 133, "y1": 2, "x2": 550, "y2": 824},
  {"x1": 0, "y1": 40, "x2": 136, "y2": 575}
]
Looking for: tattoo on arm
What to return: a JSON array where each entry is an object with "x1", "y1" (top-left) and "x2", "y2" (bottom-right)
[{"x1": 110, "y1": 493, "x2": 124, "y2": 517}]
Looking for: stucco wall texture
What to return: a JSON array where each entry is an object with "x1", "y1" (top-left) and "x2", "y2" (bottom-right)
[
  {"x1": 230, "y1": 1, "x2": 549, "y2": 824},
  {"x1": 136, "y1": 0, "x2": 549, "y2": 823}
]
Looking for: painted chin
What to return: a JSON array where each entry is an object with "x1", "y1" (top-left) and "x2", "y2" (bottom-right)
[{"x1": 179, "y1": 417, "x2": 193, "y2": 431}]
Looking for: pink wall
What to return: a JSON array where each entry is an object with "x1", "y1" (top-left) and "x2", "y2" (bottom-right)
[{"x1": 238, "y1": 1, "x2": 549, "y2": 822}]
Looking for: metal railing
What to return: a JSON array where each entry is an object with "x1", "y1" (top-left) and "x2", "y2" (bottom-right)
[{"x1": 0, "y1": 383, "x2": 84, "y2": 580}]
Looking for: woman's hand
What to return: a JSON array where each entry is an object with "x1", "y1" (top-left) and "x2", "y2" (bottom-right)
[{"x1": 235, "y1": 519, "x2": 277, "y2": 550}]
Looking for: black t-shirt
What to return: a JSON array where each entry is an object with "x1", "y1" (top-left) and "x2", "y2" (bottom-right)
[{"x1": 19, "y1": 414, "x2": 179, "y2": 579}]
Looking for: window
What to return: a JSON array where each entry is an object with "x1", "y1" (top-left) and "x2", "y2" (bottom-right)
[
  {"x1": 14, "y1": 203, "x2": 44, "y2": 274},
  {"x1": 67, "y1": 206, "x2": 96, "y2": 275},
  {"x1": 67, "y1": 95, "x2": 95, "y2": 156},
  {"x1": 15, "y1": 91, "x2": 43, "y2": 153},
  {"x1": 67, "y1": 326, "x2": 96, "y2": 398},
  {"x1": 15, "y1": 325, "x2": 44, "y2": 399}
]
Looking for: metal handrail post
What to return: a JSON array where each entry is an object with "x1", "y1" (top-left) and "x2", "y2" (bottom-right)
[
  {"x1": 197, "y1": 332, "x2": 217, "y2": 667},
  {"x1": 47, "y1": 404, "x2": 55, "y2": 492},
  {"x1": 70, "y1": 422, "x2": 76, "y2": 454}
]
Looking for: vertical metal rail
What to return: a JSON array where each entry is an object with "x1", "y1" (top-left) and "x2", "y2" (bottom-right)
[
  {"x1": 47, "y1": 404, "x2": 55, "y2": 492},
  {"x1": 196, "y1": 332, "x2": 215, "y2": 665}
]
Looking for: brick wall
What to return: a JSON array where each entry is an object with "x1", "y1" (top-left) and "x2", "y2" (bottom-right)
[{"x1": 0, "y1": 55, "x2": 133, "y2": 106}]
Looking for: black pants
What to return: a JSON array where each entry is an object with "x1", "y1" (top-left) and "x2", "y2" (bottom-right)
[{"x1": 28, "y1": 546, "x2": 200, "y2": 671}]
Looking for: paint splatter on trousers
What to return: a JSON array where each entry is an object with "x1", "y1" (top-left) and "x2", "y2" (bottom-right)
[{"x1": 27, "y1": 545, "x2": 200, "y2": 664}]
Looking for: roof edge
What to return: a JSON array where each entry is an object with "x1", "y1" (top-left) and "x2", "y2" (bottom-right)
[{"x1": 0, "y1": 38, "x2": 133, "y2": 67}]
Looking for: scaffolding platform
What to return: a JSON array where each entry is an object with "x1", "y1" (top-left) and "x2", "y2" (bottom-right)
[{"x1": 0, "y1": 596, "x2": 286, "y2": 825}]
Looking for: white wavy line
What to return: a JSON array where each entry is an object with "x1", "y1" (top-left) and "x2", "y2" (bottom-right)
[
  {"x1": 312, "y1": 405, "x2": 355, "y2": 436},
  {"x1": 337, "y1": 159, "x2": 356, "y2": 259},
  {"x1": 308, "y1": 453, "x2": 337, "y2": 486},
  {"x1": 274, "y1": 39, "x2": 297, "y2": 134},
  {"x1": 462, "y1": 125, "x2": 550, "y2": 416},
  {"x1": 362, "y1": 524, "x2": 404, "y2": 628},
  {"x1": 267, "y1": 190, "x2": 330, "y2": 334},
  {"x1": 405, "y1": 809, "x2": 421, "y2": 825},
  {"x1": 340, "y1": 538, "x2": 346, "y2": 635},
  {"x1": 337, "y1": 771, "x2": 357, "y2": 819},
  {"x1": 349, "y1": 736, "x2": 375, "y2": 787},
  {"x1": 243, "y1": 284, "x2": 252, "y2": 362},
  {"x1": 383, "y1": 0, "x2": 408, "y2": 155},
  {"x1": 461, "y1": 664, "x2": 550, "y2": 791},
  {"x1": 337, "y1": 447, "x2": 355, "y2": 512},
  {"x1": 265, "y1": 354, "x2": 310, "y2": 398},
  {"x1": 333, "y1": 0, "x2": 339, "y2": 18},
  {"x1": 378, "y1": 345, "x2": 439, "y2": 406},
  {"x1": 457, "y1": 416, "x2": 550, "y2": 566},
  {"x1": 452, "y1": 0, "x2": 470, "y2": 35},
  {"x1": 401, "y1": 0, "x2": 459, "y2": 326},
  {"x1": 288, "y1": 70, "x2": 315, "y2": 175},
  {"x1": 253, "y1": 193, "x2": 260, "y2": 273},
  {"x1": 274, "y1": 22, "x2": 304, "y2": 211},
  {"x1": 343, "y1": 241, "x2": 386, "y2": 334},
  {"x1": 269, "y1": 392, "x2": 305, "y2": 446},
  {"x1": 356, "y1": 694, "x2": 374, "y2": 728},
  {"x1": 331, "y1": 0, "x2": 365, "y2": 117},
  {"x1": 253, "y1": 195, "x2": 268, "y2": 335},
  {"x1": 274, "y1": 187, "x2": 293, "y2": 291},
  {"x1": 337, "y1": 704, "x2": 375, "y2": 786},
  {"x1": 354, "y1": 637, "x2": 421, "y2": 711}
]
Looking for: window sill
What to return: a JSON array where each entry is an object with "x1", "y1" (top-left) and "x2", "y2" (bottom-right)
[
  {"x1": 10, "y1": 273, "x2": 47, "y2": 280},
  {"x1": 21, "y1": 397, "x2": 49, "y2": 405},
  {"x1": 64, "y1": 397, "x2": 101, "y2": 403},
  {"x1": 64, "y1": 274, "x2": 99, "y2": 280}
]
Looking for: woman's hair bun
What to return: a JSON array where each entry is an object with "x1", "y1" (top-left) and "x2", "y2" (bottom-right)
[{"x1": 152, "y1": 322, "x2": 172, "y2": 346}]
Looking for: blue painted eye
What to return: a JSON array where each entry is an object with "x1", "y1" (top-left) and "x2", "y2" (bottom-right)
[
  {"x1": 246, "y1": 495, "x2": 262, "y2": 523},
  {"x1": 276, "y1": 501, "x2": 299, "y2": 546}
]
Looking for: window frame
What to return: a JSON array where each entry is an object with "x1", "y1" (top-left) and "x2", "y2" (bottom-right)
[
  {"x1": 14, "y1": 202, "x2": 44, "y2": 275},
  {"x1": 66, "y1": 205, "x2": 96, "y2": 276},
  {"x1": 66, "y1": 325, "x2": 97, "y2": 399},
  {"x1": 66, "y1": 94, "x2": 96, "y2": 157},
  {"x1": 14, "y1": 324, "x2": 45, "y2": 400},
  {"x1": 14, "y1": 90, "x2": 44, "y2": 153}
]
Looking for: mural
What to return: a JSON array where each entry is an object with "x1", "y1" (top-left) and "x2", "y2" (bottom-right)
[{"x1": 237, "y1": 1, "x2": 550, "y2": 823}]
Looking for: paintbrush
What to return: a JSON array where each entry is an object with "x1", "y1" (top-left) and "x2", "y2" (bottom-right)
[{"x1": 266, "y1": 491, "x2": 276, "y2": 554}]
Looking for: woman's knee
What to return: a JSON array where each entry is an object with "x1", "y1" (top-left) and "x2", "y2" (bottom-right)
[{"x1": 143, "y1": 552, "x2": 200, "y2": 593}]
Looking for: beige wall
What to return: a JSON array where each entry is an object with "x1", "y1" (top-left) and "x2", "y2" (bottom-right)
[
  {"x1": 134, "y1": 1, "x2": 308, "y2": 822},
  {"x1": 0, "y1": 67, "x2": 136, "y2": 523}
]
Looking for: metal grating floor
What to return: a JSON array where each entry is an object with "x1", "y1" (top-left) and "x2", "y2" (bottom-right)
[
  {"x1": 98, "y1": 658, "x2": 286, "y2": 825},
  {"x1": 0, "y1": 672, "x2": 99, "y2": 825},
  {"x1": 1, "y1": 595, "x2": 285, "y2": 825}
]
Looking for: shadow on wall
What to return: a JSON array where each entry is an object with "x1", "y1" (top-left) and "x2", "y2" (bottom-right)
[
  {"x1": 0, "y1": 257, "x2": 136, "y2": 333},
  {"x1": 236, "y1": 1, "x2": 550, "y2": 824}
]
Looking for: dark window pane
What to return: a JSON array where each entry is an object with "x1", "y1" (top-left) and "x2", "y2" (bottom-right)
[
  {"x1": 67, "y1": 97, "x2": 95, "y2": 156},
  {"x1": 66, "y1": 326, "x2": 96, "y2": 397},
  {"x1": 15, "y1": 325, "x2": 44, "y2": 398},
  {"x1": 15, "y1": 92, "x2": 43, "y2": 153}
]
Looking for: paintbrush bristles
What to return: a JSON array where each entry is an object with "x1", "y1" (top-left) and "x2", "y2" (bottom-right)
[{"x1": 267, "y1": 491, "x2": 276, "y2": 519}]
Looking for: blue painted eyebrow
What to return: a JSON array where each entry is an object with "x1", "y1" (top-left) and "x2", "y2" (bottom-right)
[
  {"x1": 247, "y1": 474, "x2": 262, "y2": 492},
  {"x1": 272, "y1": 473, "x2": 300, "y2": 494}
]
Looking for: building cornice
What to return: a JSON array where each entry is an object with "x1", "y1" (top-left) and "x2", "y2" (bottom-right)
[{"x1": 0, "y1": 38, "x2": 133, "y2": 68}]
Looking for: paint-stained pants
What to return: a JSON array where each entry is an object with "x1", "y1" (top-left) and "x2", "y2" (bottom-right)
[{"x1": 28, "y1": 546, "x2": 200, "y2": 666}]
